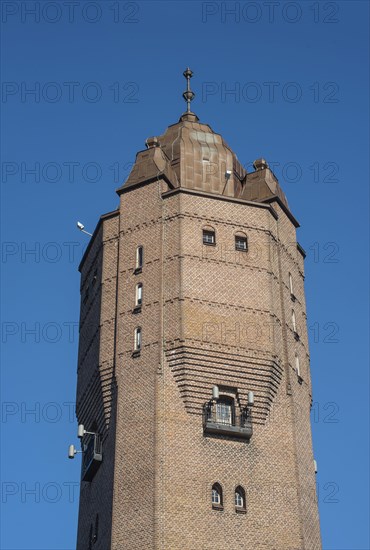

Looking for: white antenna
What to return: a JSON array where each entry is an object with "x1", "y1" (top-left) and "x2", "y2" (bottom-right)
[{"x1": 76, "y1": 221, "x2": 92, "y2": 237}]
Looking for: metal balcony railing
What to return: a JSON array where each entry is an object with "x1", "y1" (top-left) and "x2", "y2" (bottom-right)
[{"x1": 203, "y1": 401, "x2": 253, "y2": 440}]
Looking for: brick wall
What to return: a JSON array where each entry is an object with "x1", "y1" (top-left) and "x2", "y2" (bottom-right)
[{"x1": 74, "y1": 180, "x2": 321, "y2": 549}]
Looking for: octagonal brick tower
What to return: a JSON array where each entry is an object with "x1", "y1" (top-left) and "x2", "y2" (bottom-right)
[{"x1": 74, "y1": 73, "x2": 321, "y2": 550}]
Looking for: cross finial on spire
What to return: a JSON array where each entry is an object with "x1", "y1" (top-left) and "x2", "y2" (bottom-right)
[{"x1": 183, "y1": 68, "x2": 195, "y2": 113}]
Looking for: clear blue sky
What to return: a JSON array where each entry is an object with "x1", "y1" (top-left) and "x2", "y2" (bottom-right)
[{"x1": 1, "y1": 1, "x2": 369, "y2": 549}]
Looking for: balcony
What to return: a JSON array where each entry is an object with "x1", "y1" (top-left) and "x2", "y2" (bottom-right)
[{"x1": 203, "y1": 401, "x2": 253, "y2": 441}]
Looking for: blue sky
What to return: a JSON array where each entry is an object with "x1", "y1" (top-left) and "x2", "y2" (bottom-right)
[{"x1": 1, "y1": 1, "x2": 369, "y2": 549}]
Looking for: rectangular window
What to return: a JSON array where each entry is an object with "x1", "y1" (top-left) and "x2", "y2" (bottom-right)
[
  {"x1": 203, "y1": 230, "x2": 215, "y2": 245},
  {"x1": 136, "y1": 283, "x2": 143, "y2": 306},
  {"x1": 135, "y1": 246, "x2": 143, "y2": 271},
  {"x1": 235, "y1": 236, "x2": 248, "y2": 251},
  {"x1": 289, "y1": 272, "x2": 296, "y2": 301},
  {"x1": 212, "y1": 489, "x2": 220, "y2": 504},
  {"x1": 216, "y1": 402, "x2": 232, "y2": 425},
  {"x1": 134, "y1": 327, "x2": 142, "y2": 351},
  {"x1": 295, "y1": 354, "x2": 300, "y2": 376}
]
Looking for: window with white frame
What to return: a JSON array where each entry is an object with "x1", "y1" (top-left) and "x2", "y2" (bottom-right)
[
  {"x1": 135, "y1": 283, "x2": 143, "y2": 307},
  {"x1": 215, "y1": 397, "x2": 233, "y2": 425},
  {"x1": 135, "y1": 246, "x2": 143, "y2": 271},
  {"x1": 235, "y1": 233, "x2": 248, "y2": 251},
  {"x1": 203, "y1": 229, "x2": 216, "y2": 245},
  {"x1": 211, "y1": 483, "x2": 223, "y2": 508},
  {"x1": 295, "y1": 353, "x2": 300, "y2": 376},
  {"x1": 292, "y1": 310, "x2": 297, "y2": 333},
  {"x1": 235, "y1": 486, "x2": 246, "y2": 512},
  {"x1": 134, "y1": 327, "x2": 142, "y2": 351}
]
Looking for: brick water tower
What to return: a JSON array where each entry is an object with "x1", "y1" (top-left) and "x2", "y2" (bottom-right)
[{"x1": 71, "y1": 69, "x2": 321, "y2": 549}]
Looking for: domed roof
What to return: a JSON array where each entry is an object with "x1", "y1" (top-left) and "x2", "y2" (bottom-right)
[{"x1": 116, "y1": 111, "x2": 289, "y2": 213}]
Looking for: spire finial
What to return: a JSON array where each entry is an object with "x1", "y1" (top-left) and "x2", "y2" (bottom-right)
[{"x1": 183, "y1": 68, "x2": 195, "y2": 113}]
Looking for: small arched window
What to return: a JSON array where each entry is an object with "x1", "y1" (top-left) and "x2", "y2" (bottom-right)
[
  {"x1": 235, "y1": 486, "x2": 246, "y2": 512},
  {"x1": 211, "y1": 483, "x2": 223, "y2": 509},
  {"x1": 235, "y1": 232, "x2": 248, "y2": 252},
  {"x1": 203, "y1": 226, "x2": 216, "y2": 246},
  {"x1": 135, "y1": 283, "x2": 143, "y2": 307},
  {"x1": 134, "y1": 327, "x2": 142, "y2": 351},
  {"x1": 135, "y1": 246, "x2": 143, "y2": 271}
]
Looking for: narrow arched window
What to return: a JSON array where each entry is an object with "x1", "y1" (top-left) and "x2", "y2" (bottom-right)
[
  {"x1": 292, "y1": 309, "x2": 297, "y2": 332},
  {"x1": 135, "y1": 283, "x2": 143, "y2": 307},
  {"x1": 295, "y1": 353, "x2": 300, "y2": 376},
  {"x1": 134, "y1": 327, "x2": 142, "y2": 351},
  {"x1": 235, "y1": 486, "x2": 246, "y2": 512},
  {"x1": 211, "y1": 483, "x2": 223, "y2": 509},
  {"x1": 235, "y1": 232, "x2": 248, "y2": 251},
  {"x1": 135, "y1": 246, "x2": 143, "y2": 271}
]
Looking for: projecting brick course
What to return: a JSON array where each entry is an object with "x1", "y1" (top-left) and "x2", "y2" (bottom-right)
[{"x1": 74, "y1": 115, "x2": 321, "y2": 549}]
